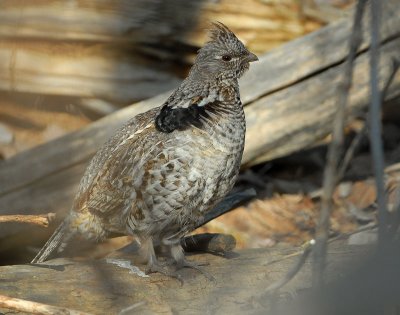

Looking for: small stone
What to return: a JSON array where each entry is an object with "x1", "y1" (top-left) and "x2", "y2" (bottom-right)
[
  {"x1": 338, "y1": 182, "x2": 352, "y2": 198},
  {"x1": 348, "y1": 229, "x2": 378, "y2": 245},
  {"x1": 0, "y1": 123, "x2": 13, "y2": 144}
]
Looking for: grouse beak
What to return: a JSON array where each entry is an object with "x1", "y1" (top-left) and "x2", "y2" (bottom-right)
[{"x1": 246, "y1": 52, "x2": 258, "y2": 62}]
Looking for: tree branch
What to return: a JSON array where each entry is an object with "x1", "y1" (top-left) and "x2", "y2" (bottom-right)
[
  {"x1": 369, "y1": 0, "x2": 389, "y2": 244},
  {"x1": 312, "y1": 0, "x2": 368, "y2": 288}
]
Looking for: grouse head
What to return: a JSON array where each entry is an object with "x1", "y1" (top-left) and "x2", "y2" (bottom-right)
[
  {"x1": 191, "y1": 22, "x2": 258, "y2": 80},
  {"x1": 155, "y1": 22, "x2": 257, "y2": 133}
]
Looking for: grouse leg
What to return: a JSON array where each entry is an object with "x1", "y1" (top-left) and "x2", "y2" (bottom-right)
[
  {"x1": 170, "y1": 243, "x2": 215, "y2": 281},
  {"x1": 142, "y1": 237, "x2": 183, "y2": 282}
]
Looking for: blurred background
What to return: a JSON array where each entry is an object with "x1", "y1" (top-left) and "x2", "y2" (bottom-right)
[
  {"x1": 0, "y1": 0, "x2": 352, "y2": 158},
  {"x1": 3, "y1": 0, "x2": 399, "y2": 266}
]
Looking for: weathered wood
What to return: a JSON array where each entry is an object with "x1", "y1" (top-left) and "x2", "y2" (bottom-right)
[
  {"x1": 0, "y1": 40, "x2": 181, "y2": 103},
  {"x1": 0, "y1": 0, "x2": 322, "y2": 103},
  {"x1": 0, "y1": 241, "x2": 370, "y2": 315},
  {"x1": 237, "y1": 0, "x2": 399, "y2": 104},
  {"x1": 243, "y1": 38, "x2": 400, "y2": 166},
  {"x1": 0, "y1": 0, "x2": 320, "y2": 50}
]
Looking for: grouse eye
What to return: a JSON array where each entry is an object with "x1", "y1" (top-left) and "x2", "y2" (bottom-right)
[{"x1": 222, "y1": 55, "x2": 232, "y2": 62}]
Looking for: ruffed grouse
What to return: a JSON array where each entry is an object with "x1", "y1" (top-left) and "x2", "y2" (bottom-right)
[{"x1": 32, "y1": 22, "x2": 258, "y2": 277}]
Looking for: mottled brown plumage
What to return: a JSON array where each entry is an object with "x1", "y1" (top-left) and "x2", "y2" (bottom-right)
[{"x1": 32, "y1": 22, "x2": 258, "y2": 277}]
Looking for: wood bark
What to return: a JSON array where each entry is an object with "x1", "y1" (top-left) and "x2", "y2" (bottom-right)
[
  {"x1": 0, "y1": 241, "x2": 371, "y2": 315},
  {"x1": 0, "y1": 0, "x2": 399, "y2": 241}
]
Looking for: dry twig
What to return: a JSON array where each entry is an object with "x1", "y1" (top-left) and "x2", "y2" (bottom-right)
[
  {"x1": 337, "y1": 57, "x2": 399, "y2": 182},
  {"x1": 258, "y1": 240, "x2": 315, "y2": 299},
  {"x1": 369, "y1": 0, "x2": 389, "y2": 244},
  {"x1": 254, "y1": 223, "x2": 379, "y2": 302},
  {"x1": 312, "y1": 0, "x2": 368, "y2": 287},
  {"x1": 0, "y1": 213, "x2": 55, "y2": 227},
  {"x1": 381, "y1": 58, "x2": 400, "y2": 99},
  {"x1": 118, "y1": 302, "x2": 146, "y2": 315},
  {"x1": 0, "y1": 294, "x2": 92, "y2": 315}
]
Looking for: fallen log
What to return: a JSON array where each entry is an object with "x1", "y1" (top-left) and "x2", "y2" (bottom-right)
[
  {"x1": 0, "y1": 0, "x2": 399, "y2": 242},
  {"x1": 0, "y1": 240, "x2": 371, "y2": 315}
]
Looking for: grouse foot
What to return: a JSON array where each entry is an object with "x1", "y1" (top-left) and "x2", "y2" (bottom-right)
[
  {"x1": 145, "y1": 261, "x2": 183, "y2": 284},
  {"x1": 178, "y1": 258, "x2": 215, "y2": 281},
  {"x1": 169, "y1": 243, "x2": 215, "y2": 281},
  {"x1": 141, "y1": 237, "x2": 183, "y2": 283}
]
